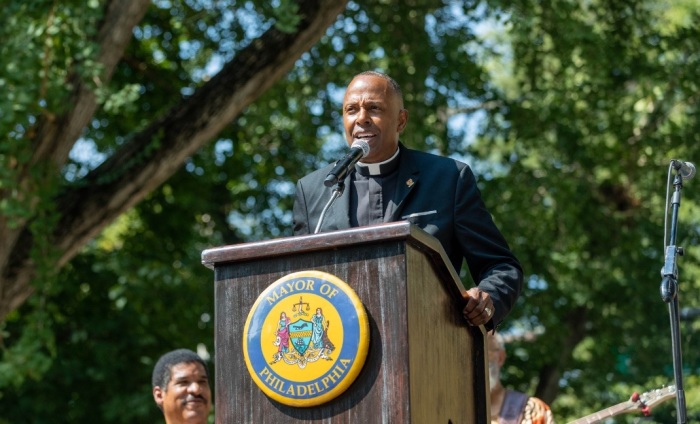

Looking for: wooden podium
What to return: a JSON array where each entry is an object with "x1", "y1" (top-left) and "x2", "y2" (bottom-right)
[{"x1": 202, "y1": 221, "x2": 489, "y2": 423}]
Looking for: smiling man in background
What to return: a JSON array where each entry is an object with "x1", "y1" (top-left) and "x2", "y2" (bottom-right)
[{"x1": 152, "y1": 348, "x2": 212, "y2": 424}]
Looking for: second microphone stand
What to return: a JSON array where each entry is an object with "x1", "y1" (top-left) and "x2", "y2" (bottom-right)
[{"x1": 659, "y1": 169, "x2": 688, "y2": 423}]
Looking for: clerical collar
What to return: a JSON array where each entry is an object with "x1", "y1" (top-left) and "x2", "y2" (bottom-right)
[{"x1": 355, "y1": 147, "x2": 400, "y2": 176}]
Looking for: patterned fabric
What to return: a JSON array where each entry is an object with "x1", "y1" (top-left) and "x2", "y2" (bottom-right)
[
  {"x1": 496, "y1": 391, "x2": 556, "y2": 424},
  {"x1": 521, "y1": 396, "x2": 555, "y2": 424}
]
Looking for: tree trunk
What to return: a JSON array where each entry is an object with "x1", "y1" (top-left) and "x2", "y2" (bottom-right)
[{"x1": 535, "y1": 306, "x2": 588, "y2": 404}]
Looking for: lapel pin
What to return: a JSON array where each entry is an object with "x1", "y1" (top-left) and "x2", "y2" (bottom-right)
[{"x1": 406, "y1": 179, "x2": 414, "y2": 188}]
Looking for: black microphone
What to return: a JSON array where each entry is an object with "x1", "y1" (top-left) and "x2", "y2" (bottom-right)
[
  {"x1": 671, "y1": 160, "x2": 696, "y2": 180},
  {"x1": 323, "y1": 140, "x2": 370, "y2": 187}
]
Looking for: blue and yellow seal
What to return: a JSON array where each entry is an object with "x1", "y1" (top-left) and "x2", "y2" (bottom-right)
[{"x1": 242, "y1": 270, "x2": 370, "y2": 407}]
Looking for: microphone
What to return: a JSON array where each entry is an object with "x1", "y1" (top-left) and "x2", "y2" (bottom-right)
[
  {"x1": 671, "y1": 160, "x2": 696, "y2": 180},
  {"x1": 323, "y1": 140, "x2": 370, "y2": 187}
]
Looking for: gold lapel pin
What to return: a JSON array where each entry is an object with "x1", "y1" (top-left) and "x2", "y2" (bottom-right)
[{"x1": 406, "y1": 178, "x2": 414, "y2": 188}]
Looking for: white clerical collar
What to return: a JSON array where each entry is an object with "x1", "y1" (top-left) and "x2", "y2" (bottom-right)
[{"x1": 356, "y1": 147, "x2": 400, "y2": 176}]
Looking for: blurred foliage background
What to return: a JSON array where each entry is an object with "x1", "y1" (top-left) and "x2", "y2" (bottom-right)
[{"x1": 1, "y1": 0, "x2": 699, "y2": 422}]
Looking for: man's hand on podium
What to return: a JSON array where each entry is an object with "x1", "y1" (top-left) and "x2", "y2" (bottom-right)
[{"x1": 462, "y1": 287, "x2": 494, "y2": 327}]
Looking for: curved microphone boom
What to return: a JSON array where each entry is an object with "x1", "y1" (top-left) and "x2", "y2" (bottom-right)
[
  {"x1": 323, "y1": 140, "x2": 370, "y2": 187},
  {"x1": 672, "y1": 160, "x2": 696, "y2": 180}
]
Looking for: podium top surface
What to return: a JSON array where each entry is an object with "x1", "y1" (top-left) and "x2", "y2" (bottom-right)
[
  {"x1": 202, "y1": 221, "x2": 447, "y2": 271},
  {"x1": 202, "y1": 221, "x2": 469, "y2": 312}
]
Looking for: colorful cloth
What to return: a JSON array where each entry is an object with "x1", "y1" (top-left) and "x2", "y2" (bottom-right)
[{"x1": 497, "y1": 390, "x2": 555, "y2": 424}]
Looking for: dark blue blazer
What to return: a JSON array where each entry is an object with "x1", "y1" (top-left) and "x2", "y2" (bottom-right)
[{"x1": 293, "y1": 145, "x2": 522, "y2": 328}]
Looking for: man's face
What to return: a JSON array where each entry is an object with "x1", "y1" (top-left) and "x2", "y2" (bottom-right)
[
  {"x1": 153, "y1": 362, "x2": 211, "y2": 424},
  {"x1": 486, "y1": 335, "x2": 506, "y2": 390},
  {"x1": 342, "y1": 75, "x2": 408, "y2": 163},
  {"x1": 486, "y1": 337, "x2": 502, "y2": 362}
]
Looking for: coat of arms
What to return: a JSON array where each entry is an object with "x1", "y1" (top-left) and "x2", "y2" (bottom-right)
[{"x1": 271, "y1": 297, "x2": 335, "y2": 368}]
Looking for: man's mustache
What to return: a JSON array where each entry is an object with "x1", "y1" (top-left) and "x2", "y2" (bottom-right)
[{"x1": 183, "y1": 394, "x2": 208, "y2": 405}]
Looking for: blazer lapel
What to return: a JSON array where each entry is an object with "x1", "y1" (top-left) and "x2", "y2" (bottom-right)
[{"x1": 385, "y1": 149, "x2": 420, "y2": 222}]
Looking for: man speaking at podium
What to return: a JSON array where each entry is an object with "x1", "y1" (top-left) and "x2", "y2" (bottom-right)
[{"x1": 292, "y1": 71, "x2": 522, "y2": 330}]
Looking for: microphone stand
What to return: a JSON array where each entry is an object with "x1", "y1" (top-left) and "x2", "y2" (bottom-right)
[
  {"x1": 314, "y1": 180, "x2": 345, "y2": 234},
  {"x1": 659, "y1": 168, "x2": 687, "y2": 423}
]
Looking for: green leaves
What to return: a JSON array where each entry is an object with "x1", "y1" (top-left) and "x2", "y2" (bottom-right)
[
  {"x1": 272, "y1": 0, "x2": 302, "y2": 33},
  {"x1": 2, "y1": 0, "x2": 700, "y2": 422},
  {"x1": 0, "y1": 308, "x2": 56, "y2": 390}
]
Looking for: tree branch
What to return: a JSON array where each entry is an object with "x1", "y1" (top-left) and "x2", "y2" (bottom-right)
[{"x1": 0, "y1": 0, "x2": 348, "y2": 323}]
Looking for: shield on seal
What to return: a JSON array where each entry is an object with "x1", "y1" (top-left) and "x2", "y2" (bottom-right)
[{"x1": 289, "y1": 318, "x2": 313, "y2": 355}]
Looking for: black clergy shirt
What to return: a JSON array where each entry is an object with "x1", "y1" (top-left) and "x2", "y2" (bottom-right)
[{"x1": 350, "y1": 148, "x2": 401, "y2": 227}]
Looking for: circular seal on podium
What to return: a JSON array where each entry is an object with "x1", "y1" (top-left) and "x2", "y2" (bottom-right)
[{"x1": 242, "y1": 270, "x2": 369, "y2": 407}]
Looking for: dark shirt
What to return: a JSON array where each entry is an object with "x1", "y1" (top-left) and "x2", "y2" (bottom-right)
[{"x1": 350, "y1": 149, "x2": 400, "y2": 226}]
